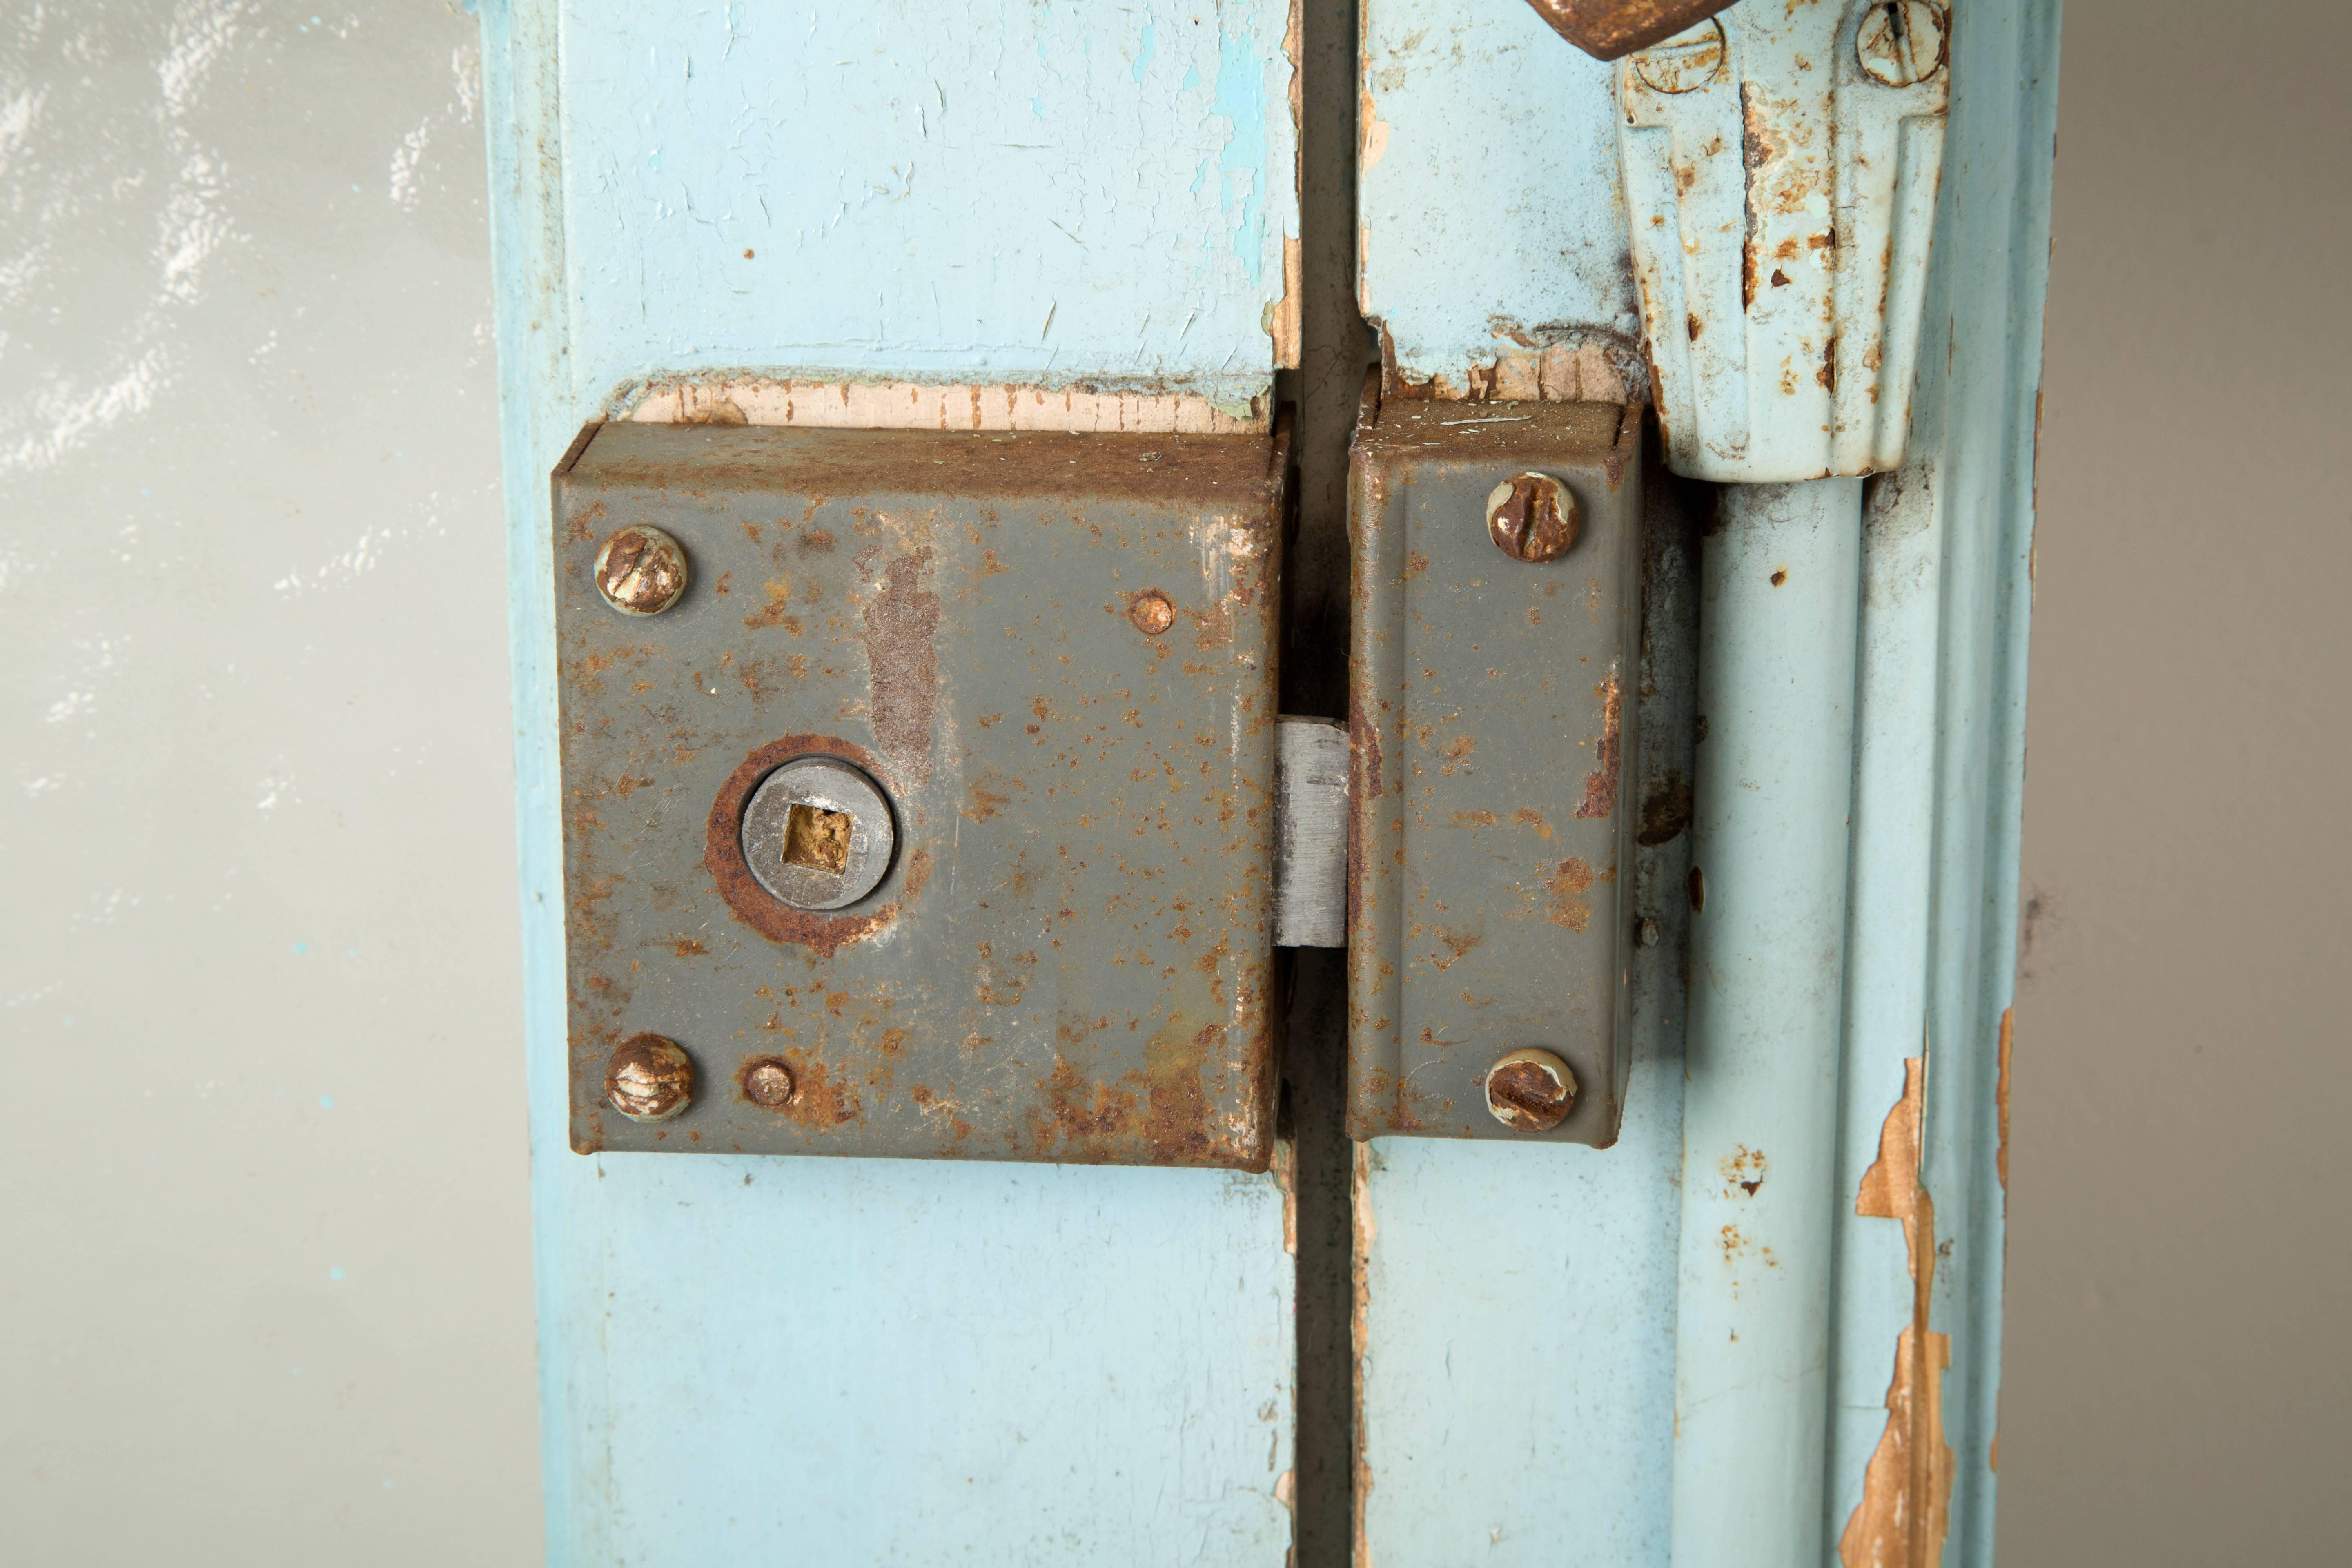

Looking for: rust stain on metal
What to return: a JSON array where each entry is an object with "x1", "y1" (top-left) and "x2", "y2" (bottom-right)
[
  {"x1": 1547, "y1": 857, "x2": 1597, "y2": 932},
  {"x1": 1722, "y1": 1143, "x2": 1766, "y2": 1196},
  {"x1": 1575, "y1": 674, "x2": 1623, "y2": 819},
  {"x1": 1687, "y1": 864, "x2": 1705, "y2": 912},
  {"x1": 704, "y1": 734, "x2": 904, "y2": 958},
  {"x1": 1025, "y1": 1015, "x2": 1249, "y2": 1167},
  {"x1": 860, "y1": 548, "x2": 940, "y2": 786},
  {"x1": 768, "y1": 1044, "x2": 862, "y2": 1129},
  {"x1": 1841, "y1": 1056, "x2": 1955, "y2": 1568}
]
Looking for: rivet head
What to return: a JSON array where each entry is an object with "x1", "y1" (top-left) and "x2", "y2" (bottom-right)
[
  {"x1": 606, "y1": 1033, "x2": 694, "y2": 1123},
  {"x1": 740, "y1": 1056, "x2": 797, "y2": 1111},
  {"x1": 1128, "y1": 590, "x2": 1177, "y2": 636},
  {"x1": 1486, "y1": 473, "x2": 1580, "y2": 563},
  {"x1": 1855, "y1": 0, "x2": 1947, "y2": 87},
  {"x1": 741, "y1": 755, "x2": 897, "y2": 911},
  {"x1": 1485, "y1": 1047, "x2": 1578, "y2": 1133},
  {"x1": 594, "y1": 525, "x2": 690, "y2": 615}
]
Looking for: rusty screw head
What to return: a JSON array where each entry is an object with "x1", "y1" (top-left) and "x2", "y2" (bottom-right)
[
  {"x1": 741, "y1": 1056, "x2": 796, "y2": 1111},
  {"x1": 1128, "y1": 590, "x2": 1177, "y2": 636},
  {"x1": 593, "y1": 525, "x2": 690, "y2": 616},
  {"x1": 1855, "y1": 0, "x2": 1947, "y2": 87},
  {"x1": 1486, "y1": 473, "x2": 1580, "y2": 564},
  {"x1": 606, "y1": 1033, "x2": 694, "y2": 1123},
  {"x1": 1485, "y1": 1047, "x2": 1578, "y2": 1133}
]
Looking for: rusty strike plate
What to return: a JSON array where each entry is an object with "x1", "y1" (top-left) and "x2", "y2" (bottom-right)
[
  {"x1": 1347, "y1": 398, "x2": 1644, "y2": 1147},
  {"x1": 554, "y1": 419, "x2": 1289, "y2": 1169}
]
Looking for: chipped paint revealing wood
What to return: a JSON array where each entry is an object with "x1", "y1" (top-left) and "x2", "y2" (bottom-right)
[
  {"x1": 625, "y1": 377, "x2": 1265, "y2": 434},
  {"x1": 1997, "y1": 1005, "x2": 2013, "y2": 1193},
  {"x1": 1841, "y1": 1056, "x2": 1954, "y2": 1568},
  {"x1": 1382, "y1": 341, "x2": 1632, "y2": 406}
]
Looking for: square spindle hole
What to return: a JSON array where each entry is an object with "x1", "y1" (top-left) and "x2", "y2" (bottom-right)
[{"x1": 782, "y1": 803, "x2": 851, "y2": 875}]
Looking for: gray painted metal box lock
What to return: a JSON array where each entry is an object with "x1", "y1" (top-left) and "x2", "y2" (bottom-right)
[
  {"x1": 552, "y1": 401, "x2": 1682, "y2": 1164},
  {"x1": 553, "y1": 419, "x2": 1290, "y2": 1169}
]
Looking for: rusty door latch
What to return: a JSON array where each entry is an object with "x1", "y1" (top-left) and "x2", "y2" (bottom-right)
[{"x1": 550, "y1": 385, "x2": 1686, "y2": 1166}]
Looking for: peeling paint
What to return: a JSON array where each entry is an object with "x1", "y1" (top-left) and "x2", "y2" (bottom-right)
[{"x1": 1840, "y1": 1056, "x2": 1953, "y2": 1568}]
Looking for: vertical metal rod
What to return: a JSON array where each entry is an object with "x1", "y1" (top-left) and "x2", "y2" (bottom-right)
[{"x1": 1669, "y1": 476, "x2": 1865, "y2": 1568}]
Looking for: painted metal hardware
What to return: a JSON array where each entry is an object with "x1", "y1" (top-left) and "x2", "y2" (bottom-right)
[
  {"x1": 1617, "y1": 1, "x2": 1953, "y2": 481},
  {"x1": 1522, "y1": 0, "x2": 1743, "y2": 61},
  {"x1": 1345, "y1": 396, "x2": 1656, "y2": 1148},
  {"x1": 552, "y1": 418, "x2": 1289, "y2": 1168}
]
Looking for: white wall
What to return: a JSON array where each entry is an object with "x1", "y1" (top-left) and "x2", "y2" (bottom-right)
[{"x1": 0, "y1": 4, "x2": 540, "y2": 1559}]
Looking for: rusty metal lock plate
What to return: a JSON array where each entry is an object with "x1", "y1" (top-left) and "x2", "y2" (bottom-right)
[
  {"x1": 1347, "y1": 399, "x2": 1643, "y2": 1146},
  {"x1": 553, "y1": 420, "x2": 1287, "y2": 1169}
]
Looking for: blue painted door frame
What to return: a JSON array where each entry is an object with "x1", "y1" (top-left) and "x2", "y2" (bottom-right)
[{"x1": 484, "y1": 2, "x2": 2058, "y2": 1561}]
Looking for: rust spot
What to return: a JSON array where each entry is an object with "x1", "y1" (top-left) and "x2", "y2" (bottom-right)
[
  {"x1": 1547, "y1": 858, "x2": 1596, "y2": 932},
  {"x1": 671, "y1": 937, "x2": 708, "y2": 958},
  {"x1": 1722, "y1": 1143, "x2": 1766, "y2": 1196},
  {"x1": 1431, "y1": 927, "x2": 1482, "y2": 969},
  {"x1": 1574, "y1": 675, "x2": 1622, "y2": 819},
  {"x1": 1840, "y1": 1057, "x2": 1954, "y2": 1568},
  {"x1": 1687, "y1": 864, "x2": 1705, "y2": 913},
  {"x1": 1771, "y1": 569, "x2": 1788, "y2": 586},
  {"x1": 704, "y1": 733, "x2": 902, "y2": 958},
  {"x1": 1515, "y1": 806, "x2": 1555, "y2": 839},
  {"x1": 797, "y1": 528, "x2": 836, "y2": 555},
  {"x1": 767, "y1": 1045, "x2": 862, "y2": 1129},
  {"x1": 860, "y1": 547, "x2": 940, "y2": 786},
  {"x1": 1637, "y1": 770, "x2": 1693, "y2": 846}
]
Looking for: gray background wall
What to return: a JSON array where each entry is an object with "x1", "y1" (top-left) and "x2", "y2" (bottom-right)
[
  {"x1": 2000, "y1": 0, "x2": 2352, "y2": 1560},
  {"x1": 0, "y1": 3, "x2": 540, "y2": 1561},
  {"x1": 0, "y1": 1, "x2": 2339, "y2": 1563}
]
